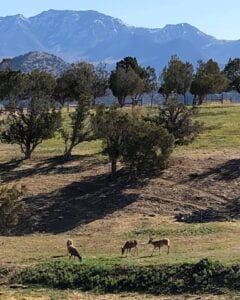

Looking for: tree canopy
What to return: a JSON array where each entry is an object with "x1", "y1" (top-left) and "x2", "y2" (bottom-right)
[
  {"x1": 160, "y1": 55, "x2": 193, "y2": 103},
  {"x1": 1, "y1": 71, "x2": 61, "y2": 159},
  {"x1": 109, "y1": 57, "x2": 157, "y2": 106},
  {"x1": 190, "y1": 59, "x2": 229, "y2": 105},
  {"x1": 223, "y1": 58, "x2": 240, "y2": 92},
  {"x1": 56, "y1": 63, "x2": 96, "y2": 159}
]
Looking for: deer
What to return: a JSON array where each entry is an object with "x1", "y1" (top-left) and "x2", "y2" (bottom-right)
[
  {"x1": 121, "y1": 240, "x2": 138, "y2": 256},
  {"x1": 66, "y1": 239, "x2": 82, "y2": 261},
  {"x1": 148, "y1": 237, "x2": 170, "y2": 256}
]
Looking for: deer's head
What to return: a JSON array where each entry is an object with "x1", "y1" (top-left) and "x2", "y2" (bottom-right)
[
  {"x1": 148, "y1": 236, "x2": 154, "y2": 244},
  {"x1": 67, "y1": 239, "x2": 73, "y2": 247}
]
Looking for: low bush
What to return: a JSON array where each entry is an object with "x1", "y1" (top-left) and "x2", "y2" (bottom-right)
[{"x1": 16, "y1": 259, "x2": 240, "y2": 295}]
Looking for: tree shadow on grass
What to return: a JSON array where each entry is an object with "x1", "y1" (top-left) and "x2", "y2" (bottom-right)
[
  {"x1": 187, "y1": 159, "x2": 240, "y2": 182},
  {"x1": 175, "y1": 197, "x2": 240, "y2": 223},
  {"x1": 0, "y1": 154, "x2": 104, "y2": 183},
  {"x1": 176, "y1": 159, "x2": 240, "y2": 223},
  {"x1": 10, "y1": 169, "x2": 149, "y2": 235},
  {"x1": 0, "y1": 158, "x2": 24, "y2": 176}
]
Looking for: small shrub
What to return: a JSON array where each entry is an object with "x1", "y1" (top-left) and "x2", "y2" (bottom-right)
[{"x1": 0, "y1": 184, "x2": 26, "y2": 234}]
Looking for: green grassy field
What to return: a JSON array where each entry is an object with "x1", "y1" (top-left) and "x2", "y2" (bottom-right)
[
  {"x1": 0, "y1": 221, "x2": 240, "y2": 267},
  {"x1": 0, "y1": 104, "x2": 240, "y2": 298},
  {"x1": 181, "y1": 104, "x2": 240, "y2": 150},
  {"x1": 1, "y1": 104, "x2": 240, "y2": 163}
]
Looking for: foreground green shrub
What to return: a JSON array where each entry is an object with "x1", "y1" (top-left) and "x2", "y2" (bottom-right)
[
  {"x1": 0, "y1": 184, "x2": 26, "y2": 234},
  {"x1": 16, "y1": 259, "x2": 240, "y2": 295}
]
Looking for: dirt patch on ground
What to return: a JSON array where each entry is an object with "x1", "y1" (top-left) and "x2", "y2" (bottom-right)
[{"x1": 0, "y1": 150, "x2": 239, "y2": 234}]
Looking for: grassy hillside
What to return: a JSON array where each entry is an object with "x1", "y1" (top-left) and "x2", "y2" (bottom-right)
[
  {"x1": 0, "y1": 104, "x2": 240, "y2": 298},
  {"x1": 185, "y1": 104, "x2": 240, "y2": 150}
]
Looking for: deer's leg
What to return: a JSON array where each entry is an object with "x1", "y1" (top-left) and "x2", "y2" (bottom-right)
[
  {"x1": 132, "y1": 247, "x2": 136, "y2": 256},
  {"x1": 136, "y1": 247, "x2": 138, "y2": 256},
  {"x1": 167, "y1": 245, "x2": 170, "y2": 254},
  {"x1": 151, "y1": 247, "x2": 155, "y2": 256}
]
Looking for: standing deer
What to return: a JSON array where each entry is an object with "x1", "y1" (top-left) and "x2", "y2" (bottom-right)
[
  {"x1": 121, "y1": 240, "x2": 138, "y2": 256},
  {"x1": 66, "y1": 239, "x2": 82, "y2": 261},
  {"x1": 148, "y1": 237, "x2": 170, "y2": 256}
]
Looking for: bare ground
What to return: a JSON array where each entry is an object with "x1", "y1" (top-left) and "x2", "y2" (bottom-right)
[{"x1": 0, "y1": 149, "x2": 239, "y2": 234}]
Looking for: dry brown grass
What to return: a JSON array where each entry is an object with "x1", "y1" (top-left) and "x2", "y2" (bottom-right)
[{"x1": 1, "y1": 288, "x2": 240, "y2": 300}]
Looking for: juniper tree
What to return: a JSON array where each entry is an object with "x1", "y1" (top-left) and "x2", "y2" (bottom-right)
[
  {"x1": 1, "y1": 71, "x2": 61, "y2": 159},
  {"x1": 92, "y1": 105, "x2": 131, "y2": 179},
  {"x1": 109, "y1": 57, "x2": 157, "y2": 106},
  {"x1": 121, "y1": 119, "x2": 174, "y2": 172},
  {"x1": 92, "y1": 105, "x2": 174, "y2": 178},
  {"x1": 56, "y1": 62, "x2": 95, "y2": 160},
  {"x1": 160, "y1": 55, "x2": 193, "y2": 104},
  {"x1": 148, "y1": 93, "x2": 203, "y2": 146},
  {"x1": 190, "y1": 59, "x2": 229, "y2": 105}
]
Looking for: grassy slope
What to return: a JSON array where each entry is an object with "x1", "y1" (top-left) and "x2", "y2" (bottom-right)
[
  {"x1": 180, "y1": 104, "x2": 240, "y2": 150},
  {"x1": 0, "y1": 104, "x2": 240, "y2": 298},
  {"x1": 0, "y1": 221, "x2": 240, "y2": 267}
]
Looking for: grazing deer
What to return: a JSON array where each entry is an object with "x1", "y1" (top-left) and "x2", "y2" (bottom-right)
[
  {"x1": 66, "y1": 239, "x2": 82, "y2": 261},
  {"x1": 121, "y1": 240, "x2": 138, "y2": 256},
  {"x1": 148, "y1": 237, "x2": 170, "y2": 256}
]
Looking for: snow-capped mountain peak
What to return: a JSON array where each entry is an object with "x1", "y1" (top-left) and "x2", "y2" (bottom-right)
[{"x1": 0, "y1": 10, "x2": 238, "y2": 70}]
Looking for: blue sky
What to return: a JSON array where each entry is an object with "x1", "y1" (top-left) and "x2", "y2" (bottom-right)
[{"x1": 0, "y1": 0, "x2": 239, "y2": 40}]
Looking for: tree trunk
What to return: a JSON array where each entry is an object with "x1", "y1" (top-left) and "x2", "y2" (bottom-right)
[
  {"x1": 63, "y1": 146, "x2": 73, "y2": 161},
  {"x1": 150, "y1": 93, "x2": 154, "y2": 107},
  {"x1": 92, "y1": 97, "x2": 96, "y2": 106},
  {"x1": 198, "y1": 96, "x2": 204, "y2": 105},
  {"x1": 111, "y1": 158, "x2": 117, "y2": 180},
  {"x1": 184, "y1": 94, "x2": 187, "y2": 105},
  {"x1": 24, "y1": 143, "x2": 32, "y2": 159},
  {"x1": 192, "y1": 95, "x2": 197, "y2": 106},
  {"x1": 63, "y1": 140, "x2": 75, "y2": 160},
  {"x1": 118, "y1": 97, "x2": 125, "y2": 107}
]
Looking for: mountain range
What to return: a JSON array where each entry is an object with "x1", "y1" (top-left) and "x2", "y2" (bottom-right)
[{"x1": 0, "y1": 9, "x2": 240, "y2": 71}]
